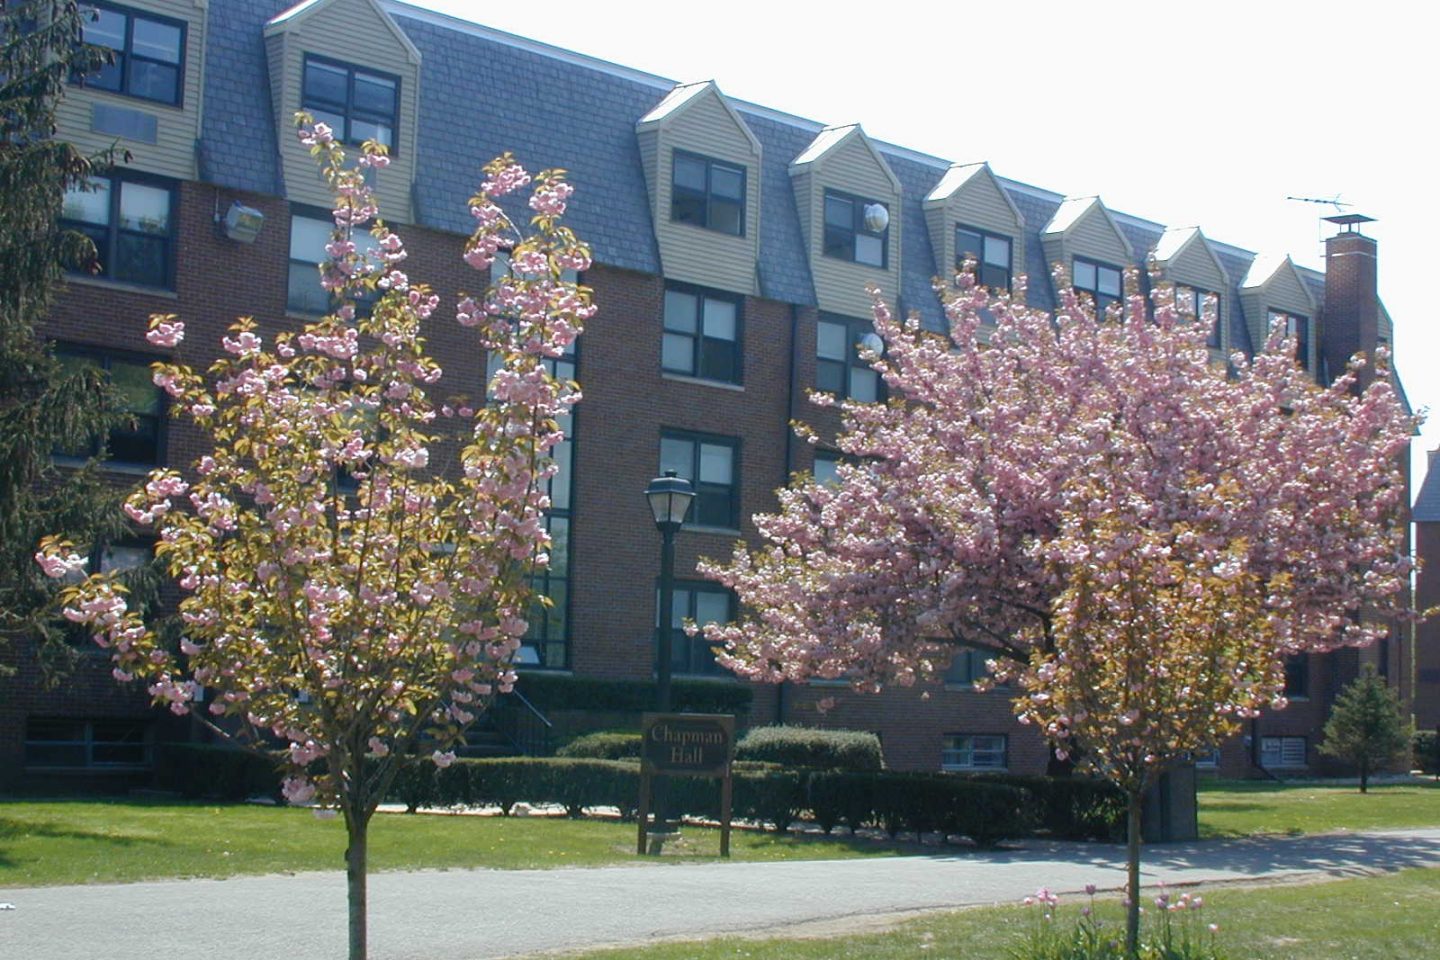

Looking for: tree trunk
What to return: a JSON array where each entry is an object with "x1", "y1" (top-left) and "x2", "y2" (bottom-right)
[
  {"x1": 1125, "y1": 789, "x2": 1143, "y2": 958},
  {"x1": 346, "y1": 812, "x2": 370, "y2": 960},
  {"x1": 1359, "y1": 759, "x2": 1369, "y2": 794}
]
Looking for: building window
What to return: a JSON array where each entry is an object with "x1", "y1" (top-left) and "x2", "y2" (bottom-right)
[
  {"x1": 1260, "y1": 735, "x2": 1307, "y2": 769},
  {"x1": 816, "y1": 315, "x2": 882, "y2": 402},
  {"x1": 1193, "y1": 747, "x2": 1221, "y2": 768},
  {"x1": 1073, "y1": 257, "x2": 1122, "y2": 317},
  {"x1": 488, "y1": 310, "x2": 577, "y2": 671},
  {"x1": 823, "y1": 190, "x2": 888, "y2": 267},
  {"x1": 955, "y1": 226, "x2": 1011, "y2": 291},
  {"x1": 658, "y1": 581, "x2": 735, "y2": 676},
  {"x1": 77, "y1": 3, "x2": 186, "y2": 105},
  {"x1": 941, "y1": 734, "x2": 1008, "y2": 771},
  {"x1": 287, "y1": 210, "x2": 381, "y2": 315},
  {"x1": 1269, "y1": 309, "x2": 1310, "y2": 370},
  {"x1": 943, "y1": 647, "x2": 996, "y2": 686},
  {"x1": 302, "y1": 55, "x2": 398, "y2": 150},
  {"x1": 61, "y1": 174, "x2": 176, "y2": 288},
  {"x1": 54, "y1": 346, "x2": 164, "y2": 466},
  {"x1": 24, "y1": 718, "x2": 152, "y2": 768},
  {"x1": 671, "y1": 151, "x2": 744, "y2": 235},
  {"x1": 1283, "y1": 654, "x2": 1309, "y2": 700},
  {"x1": 660, "y1": 431, "x2": 738, "y2": 529},
  {"x1": 813, "y1": 450, "x2": 841, "y2": 486},
  {"x1": 662, "y1": 285, "x2": 742, "y2": 384},
  {"x1": 1175, "y1": 284, "x2": 1222, "y2": 348}
]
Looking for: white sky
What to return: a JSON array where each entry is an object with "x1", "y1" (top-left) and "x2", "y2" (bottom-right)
[{"x1": 406, "y1": 0, "x2": 1437, "y2": 497}]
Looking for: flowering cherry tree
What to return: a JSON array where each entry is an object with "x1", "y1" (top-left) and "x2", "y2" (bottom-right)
[
  {"x1": 701, "y1": 271, "x2": 1415, "y2": 955},
  {"x1": 37, "y1": 118, "x2": 592, "y2": 960}
]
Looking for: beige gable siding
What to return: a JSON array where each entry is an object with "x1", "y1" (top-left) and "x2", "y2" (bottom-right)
[
  {"x1": 1243, "y1": 262, "x2": 1314, "y2": 361},
  {"x1": 1067, "y1": 206, "x2": 1129, "y2": 268},
  {"x1": 1164, "y1": 240, "x2": 1229, "y2": 354},
  {"x1": 935, "y1": 175, "x2": 1026, "y2": 302},
  {"x1": 270, "y1": 0, "x2": 420, "y2": 224},
  {"x1": 637, "y1": 127, "x2": 659, "y2": 213},
  {"x1": 807, "y1": 135, "x2": 900, "y2": 318},
  {"x1": 54, "y1": 0, "x2": 205, "y2": 182},
  {"x1": 651, "y1": 91, "x2": 760, "y2": 296},
  {"x1": 923, "y1": 204, "x2": 947, "y2": 284}
]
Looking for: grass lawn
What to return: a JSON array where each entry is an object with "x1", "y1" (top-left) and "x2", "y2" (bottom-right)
[
  {"x1": 564, "y1": 867, "x2": 1440, "y2": 960},
  {"x1": 1198, "y1": 779, "x2": 1440, "y2": 838},
  {"x1": 0, "y1": 799, "x2": 907, "y2": 887}
]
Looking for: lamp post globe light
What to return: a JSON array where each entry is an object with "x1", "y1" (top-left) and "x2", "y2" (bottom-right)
[{"x1": 645, "y1": 470, "x2": 695, "y2": 713}]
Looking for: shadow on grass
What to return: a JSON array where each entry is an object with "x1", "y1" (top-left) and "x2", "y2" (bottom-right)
[{"x1": 0, "y1": 816, "x2": 164, "y2": 847}]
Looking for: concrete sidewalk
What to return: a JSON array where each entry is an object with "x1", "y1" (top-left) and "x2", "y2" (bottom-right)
[{"x1": 4, "y1": 829, "x2": 1439, "y2": 960}]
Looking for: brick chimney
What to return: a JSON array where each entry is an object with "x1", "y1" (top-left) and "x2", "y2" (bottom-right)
[{"x1": 1321, "y1": 216, "x2": 1379, "y2": 389}]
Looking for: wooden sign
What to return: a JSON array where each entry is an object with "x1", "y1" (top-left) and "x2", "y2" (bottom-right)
[{"x1": 637, "y1": 712, "x2": 735, "y2": 857}]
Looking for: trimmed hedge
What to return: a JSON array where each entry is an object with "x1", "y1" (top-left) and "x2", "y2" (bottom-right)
[
  {"x1": 383, "y1": 758, "x2": 1060, "y2": 845},
  {"x1": 513, "y1": 673, "x2": 752, "y2": 715},
  {"x1": 1415, "y1": 731, "x2": 1439, "y2": 775},
  {"x1": 556, "y1": 731, "x2": 642, "y2": 760},
  {"x1": 959, "y1": 773, "x2": 1126, "y2": 841},
  {"x1": 153, "y1": 742, "x2": 283, "y2": 801},
  {"x1": 735, "y1": 725, "x2": 884, "y2": 772}
]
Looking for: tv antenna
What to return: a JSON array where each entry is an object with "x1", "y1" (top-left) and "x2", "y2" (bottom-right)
[{"x1": 1286, "y1": 194, "x2": 1351, "y2": 213}]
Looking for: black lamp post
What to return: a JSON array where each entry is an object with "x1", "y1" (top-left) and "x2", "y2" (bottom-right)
[
  {"x1": 643, "y1": 470, "x2": 693, "y2": 848},
  {"x1": 645, "y1": 470, "x2": 695, "y2": 713}
]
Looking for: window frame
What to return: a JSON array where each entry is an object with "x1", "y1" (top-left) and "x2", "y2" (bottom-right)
[
  {"x1": 659, "y1": 429, "x2": 740, "y2": 531},
  {"x1": 61, "y1": 171, "x2": 178, "y2": 289},
  {"x1": 1282, "y1": 654, "x2": 1309, "y2": 700},
  {"x1": 822, "y1": 189, "x2": 889, "y2": 268},
  {"x1": 300, "y1": 54, "x2": 401, "y2": 154},
  {"x1": 942, "y1": 646, "x2": 1003, "y2": 689},
  {"x1": 1268, "y1": 308, "x2": 1310, "y2": 371},
  {"x1": 53, "y1": 343, "x2": 167, "y2": 468},
  {"x1": 1259, "y1": 735, "x2": 1307, "y2": 769},
  {"x1": 23, "y1": 717, "x2": 154, "y2": 770},
  {"x1": 661, "y1": 283, "x2": 744, "y2": 385},
  {"x1": 941, "y1": 733, "x2": 1008, "y2": 772},
  {"x1": 75, "y1": 1, "x2": 188, "y2": 107},
  {"x1": 816, "y1": 314, "x2": 884, "y2": 403},
  {"x1": 1072, "y1": 256, "x2": 1124, "y2": 318},
  {"x1": 1175, "y1": 283, "x2": 1223, "y2": 348},
  {"x1": 954, "y1": 224, "x2": 1012, "y2": 292},
  {"x1": 670, "y1": 149, "x2": 746, "y2": 237},
  {"x1": 657, "y1": 579, "x2": 737, "y2": 677}
]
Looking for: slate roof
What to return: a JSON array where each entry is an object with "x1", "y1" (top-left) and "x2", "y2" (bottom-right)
[
  {"x1": 199, "y1": 0, "x2": 288, "y2": 195},
  {"x1": 194, "y1": 0, "x2": 1384, "y2": 368}
]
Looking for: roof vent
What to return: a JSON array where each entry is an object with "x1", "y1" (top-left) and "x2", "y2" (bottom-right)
[{"x1": 1323, "y1": 212, "x2": 1375, "y2": 234}]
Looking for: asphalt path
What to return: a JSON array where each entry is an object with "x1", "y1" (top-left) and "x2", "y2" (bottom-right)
[{"x1": 4, "y1": 828, "x2": 1440, "y2": 960}]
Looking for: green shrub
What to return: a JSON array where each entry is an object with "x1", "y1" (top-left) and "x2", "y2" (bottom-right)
[
  {"x1": 153, "y1": 743, "x2": 282, "y2": 801},
  {"x1": 962, "y1": 773, "x2": 1126, "y2": 841},
  {"x1": 389, "y1": 761, "x2": 439, "y2": 812},
  {"x1": 513, "y1": 673, "x2": 752, "y2": 715},
  {"x1": 1414, "y1": 730, "x2": 1439, "y2": 775},
  {"x1": 807, "y1": 770, "x2": 1033, "y2": 846},
  {"x1": 735, "y1": 725, "x2": 884, "y2": 771},
  {"x1": 556, "y1": 731, "x2": 642, "y2": 760}
]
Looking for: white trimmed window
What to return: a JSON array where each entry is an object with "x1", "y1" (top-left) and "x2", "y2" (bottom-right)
[{"x1": 941, "y1": 734, "x2": 1007, "y2": 771}]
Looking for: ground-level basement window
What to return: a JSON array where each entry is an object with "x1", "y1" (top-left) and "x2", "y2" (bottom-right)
[{"x1": 24, "y1": 718, "x2": 152, "y2": 769}]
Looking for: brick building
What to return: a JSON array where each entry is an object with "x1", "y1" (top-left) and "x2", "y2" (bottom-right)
[{"x1": 0, "y1": 0, "x2": 1416, "y2": 789}]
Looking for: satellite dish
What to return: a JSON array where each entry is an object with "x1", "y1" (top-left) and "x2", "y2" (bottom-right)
[
  {"x1": 859, "y1": 332, "x2": 885, "y2": 357},
  {"x1": 862, "y1": 203, "x2": 889, "y2": 233}
]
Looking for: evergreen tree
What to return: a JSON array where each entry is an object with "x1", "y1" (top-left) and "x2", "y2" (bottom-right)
[
  {"x1": 0, "y1": 0, "x2": 135, "y2": 674},
  {"x1": 1320, "y1": 666, "x2": 1413, "y2": 792}
]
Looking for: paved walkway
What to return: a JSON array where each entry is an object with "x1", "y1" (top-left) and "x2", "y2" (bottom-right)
[{"x1": 4, "y1": 828, "x2": 1440, "y2": 959}]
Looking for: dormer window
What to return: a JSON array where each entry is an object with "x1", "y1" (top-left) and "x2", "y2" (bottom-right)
[
  {"x1": 671, "y1": 151, "x2": 745, "y2": 236},
  {"x1": 823, "y1": 190, "x2": 888, "y2": 268},
  {"x1": 955, "y1": 226, "x2": 1011, "y2": 291},
  {"x1": 78, "y1": 3, "x2": 186, "y2": 106},
  {"x1": 1073, "y1": 257, "x2": 1122, "y2": 317},
  {"x1": 1176, "y1": 285, "x2": 1222, "y2": 348},
  {"x1": 302, "y1": 56, "x2": 398, "y2": 150},
  {"x1": 1269, "y1": 309, "x2": 1310, "y2": 370}
]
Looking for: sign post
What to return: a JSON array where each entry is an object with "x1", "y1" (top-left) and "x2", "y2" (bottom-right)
[{"x1": 637, "y1": 713, "x2": 735, "y2": 857}]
